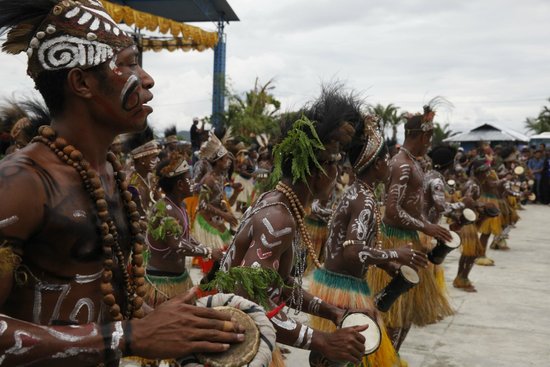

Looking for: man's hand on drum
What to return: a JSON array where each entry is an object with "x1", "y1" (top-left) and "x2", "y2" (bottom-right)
[
  {"x1": 395, "y1": 243, "x2": 428, "y2": 270},
  {"x1": 424, "y1": 222, "x2": 453, "y2": 243},
  {"x1": 312, "y1": 327, "x2": 368, "y2": 365},
  {"x1": 131, "y1": 287, "x2": 246, "y2": 359}
]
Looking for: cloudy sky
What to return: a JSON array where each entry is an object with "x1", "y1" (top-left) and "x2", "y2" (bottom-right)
[{"x1": 1, "y1": 0, "x2": 549, "y2": 138}]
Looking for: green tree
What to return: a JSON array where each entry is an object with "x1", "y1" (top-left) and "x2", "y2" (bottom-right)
[
  {"x1": 223, "y1": 78, "x2": 281, "y2": 143},
  {"x1": 525, "y1": 99, "x2": 550, "y2": 134},
  {"x1": 372, "y1": 103, "x2": 402, "y2": 142},
  {"x1": 432, "y1": 122, "x2": 456, "y2": 146}
]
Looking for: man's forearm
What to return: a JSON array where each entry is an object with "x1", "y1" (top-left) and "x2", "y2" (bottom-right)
[{"x1": 0, "y1": 314, "x2": 129, "y2": 366}]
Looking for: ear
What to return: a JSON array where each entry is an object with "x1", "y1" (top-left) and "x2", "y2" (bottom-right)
[{"x1": 66, "y1": 68, "x2": 95, "y2": 99}]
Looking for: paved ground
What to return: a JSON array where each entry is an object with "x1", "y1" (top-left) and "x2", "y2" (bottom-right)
[
  {"x1": 126, "y1": 204, "x2": 549, "y2": 366},
  {"x1": 284, "y1": 204, "x2": 550, "y2": 366}
]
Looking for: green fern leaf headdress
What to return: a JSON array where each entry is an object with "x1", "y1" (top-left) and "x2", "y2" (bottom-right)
[{"x1": 271, "y1": 115, "x2": 325, "y2": 185}]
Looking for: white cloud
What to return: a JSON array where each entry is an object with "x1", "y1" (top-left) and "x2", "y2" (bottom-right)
[{"x1": 1, "y1": 0, "x2": 549, "y2": 136}]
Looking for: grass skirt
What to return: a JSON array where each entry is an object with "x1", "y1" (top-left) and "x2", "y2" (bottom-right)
[
  {"x1": 498, "y1": 198, "x2": 511, "y2": 227},
  {"x1": 309, "y1": 268, "x2": 399, "y2": 367},
  {"x1": 192, "y1": 214, "x2": 232, "y2": 250},
  {"x1": 367, "y1": 225, "x2": 454, "y2": 328},
  {"x1": 143, "y1": 270, "x2": 193, "y2": 308},
  {"x1": 478, "y1": 194, "x2": 502, "y2": 235},
  {"x1": 459, "y1": 224, "x2": 483, "y2": 257},
  {"x1": 506, "y1": 196, "x2": 520, "y2": 224},
  {"x1": 304, "y1": 216, "x2": 329, "y2": 274}
]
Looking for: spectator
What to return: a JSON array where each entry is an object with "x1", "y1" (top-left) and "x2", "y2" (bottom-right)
[{"x1": 527, "y1": 149, "x2": 545, "y2": 202}]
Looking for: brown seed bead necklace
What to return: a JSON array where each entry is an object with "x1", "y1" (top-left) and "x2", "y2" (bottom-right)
[
  {"x1": 33, "y1": 126, "x2": 146, "y2": 321},
  {"x1": 275, "y1": 181, "x2": 322, "y2": 269}
]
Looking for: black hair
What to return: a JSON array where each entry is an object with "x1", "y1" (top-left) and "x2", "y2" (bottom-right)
[
  {"x1": 0, "y1": 0, "x2": 67, "y2": 116},
  {"x1": 164, "y1": 125, "x2": 177, "y2": 138},
  {"x1": 277, "y1": 84, "x2": 363, "y2": 179},
  {"x1": 155, "y1": 158, "x2": 182, "y2": 193},
  {"x1": 428, "y1": 145, "x2": 457, "y2": 171},
  {"x1": 125, "y1": 125, "x2": 155, "y2": 152},
  {"x1": 404, "y1": 105, "x2": 433, "y2": 139}
]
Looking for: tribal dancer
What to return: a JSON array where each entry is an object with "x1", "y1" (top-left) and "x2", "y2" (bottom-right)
[
  {"x1": 164, "y1": 125, "x2": 179, "y2": 153},
  {"x1": 367, "y1": 102, "x2": 453, "y2": 351},
  {"x1": 423, "y1": 146, "x2": 471, "y2": 293},
  {"x1": 193, "y1": 131, "x2": 241, "y2": 272},
  {"x1": 231, "y1": 146, "x2": 256, "y2": 219},
  {"x1": 309, "y1": 117, "x2": 429, "y2": 367},
  {"x1": 126, "y1": 127, "x2": 161, "y2": 217},
  {"x1": 221, "y1": 87, "x2": 369, "y2": 366},
  {"x1": 453, "y1": 159, "x2": 496, "y2": 291},
  {"x1": 0, "y1": 1, "x2": 244, "y2": 365},
  {"x1": 475, "y1": 165, "x2": 502, "y2": 265},
  {"x1": 145, "y1": 154, "x2": 223, "y2": 308}
]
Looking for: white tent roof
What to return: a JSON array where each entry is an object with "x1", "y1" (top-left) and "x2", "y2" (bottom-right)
[{"x1": 444, "y1": 123, "x2": 529, "y2": 143}]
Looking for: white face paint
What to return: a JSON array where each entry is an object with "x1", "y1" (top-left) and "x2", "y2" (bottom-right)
[
  {"x1": 148, "y1": 156, "x2": 160, "y2": 171},
  {"x1": 0, "y1": 215, "x2": 19, "y2": 229}
]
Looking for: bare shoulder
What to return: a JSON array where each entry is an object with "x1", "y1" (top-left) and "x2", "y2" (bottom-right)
[
  {"x1": 250, "y1": 202, "x2": 296, "y2": 234},
  {"x1": 0, "y1": 144, "x2": 60, "y2": 240}
]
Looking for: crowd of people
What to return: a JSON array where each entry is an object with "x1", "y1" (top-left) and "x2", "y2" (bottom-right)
[{"x1": 0, "y1": 1, "x2": 544, "y2": 367}]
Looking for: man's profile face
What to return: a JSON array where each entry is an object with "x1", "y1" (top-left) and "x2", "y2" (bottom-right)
[{"x1": 90, "y1": 46, "x2": 154, "y2": 133}]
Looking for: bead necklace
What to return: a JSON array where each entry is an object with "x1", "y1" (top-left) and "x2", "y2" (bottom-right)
[
  {"x1": 275, "y1": 182, "x2": 321, "y2": 268},
  {"x1": 356, "y1": 179, "x2": 383, "y2": 250},
  {"x1": 33, "y1": 126, "x2": 146, "y2": 321}
]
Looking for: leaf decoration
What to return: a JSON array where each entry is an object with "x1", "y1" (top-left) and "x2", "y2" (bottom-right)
[
  {"x1": 147, "y1": 200, "x2": 183, "y2": 241},
  {"x1": 271, "y1": 115, "x2": 325, "y2": 186},
  {"x1": 200, "y1": 266, "x2": 290, "y2": 310}
]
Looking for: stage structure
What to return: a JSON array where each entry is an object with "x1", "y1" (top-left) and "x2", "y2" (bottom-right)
[{"x1": 103, "y1": 0, "x2": 239, "y2": 127}]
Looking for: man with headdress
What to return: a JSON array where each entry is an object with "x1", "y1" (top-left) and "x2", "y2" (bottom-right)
[
  {"x1": 231, "y1": 143, "x2": 256, "y2": 218},
  {"x1": 309, "y1": 115, "x2": 429, "y2": 367},
  {"x1": 367, "y1": 101, "x2": 453, "y2": 351},
  {"x1": 126, "y1": 126, "x2": 161, "y2": 217},
  {"x1": 453, "y1": 158, "x2": 499, "y2": 291},
  {"x1": 219, "y1": 86, "x2": 370, "y2": 366},
  {"x1": 164, "y1": 125, "x2": 179, "y2": 153},
  {"x1": 423, "y1": 146, "x2": 476, "y2": 293},
  {"x1": 145, "y1": 153, "x2": 224, "y2": 308},
  {"x1": 192, "y1": 131, "x2": 241, "y2": 273},
  {"x1": 0, "y1": 0, "x2": 244, "y2": 365}
]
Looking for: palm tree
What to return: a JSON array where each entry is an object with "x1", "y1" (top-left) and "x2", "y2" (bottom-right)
[
  {"x1": 223, "y1": 78, "x2": 281, "y2": 143},
  {"x1": 432, "y1": 122, "x2": 457, "y2": 146},
  {"x1": 372, "y1": 103, "x2": 401, "y2": 141},
  {"x1": 525, "y1": 99, "x2": 550, "y2": 134}
]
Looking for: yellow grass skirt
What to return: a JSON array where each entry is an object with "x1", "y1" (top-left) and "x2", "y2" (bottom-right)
[
  {"x1": 304, "y1": 216, "x2": 329, "y2": 274},
  {"x1": 143, "y1": 270, "x2": 193, "y2": 308},
  {"x1": 459, "y1": 224, "x2": 483, "y2": 257},
  {"x1": 478, "y1": 194, "x2": 502, "y2": 236},
  {"x1": 309, "y1": 268, "x2": 399, "y2": 367},
  {"x1": 367, "y1": 225, "x2": 454, "y2": 328},
  {"x1": 506, "y1": 196, "x2": 520, "y2": 224},
  {"x1": 192, "y1": 214, "x2": 232, "y2": 250},
  {"x1": 498, "y1": 198, "x2": 511, "y2": 227}
]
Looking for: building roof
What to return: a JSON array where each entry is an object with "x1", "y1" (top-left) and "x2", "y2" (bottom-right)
[
  {"x1": 109, "y1": 0, "x2": 239, "y2": 23},
  {"x1": 443, "y1": 123, "x2": 529, "y2": 143}
]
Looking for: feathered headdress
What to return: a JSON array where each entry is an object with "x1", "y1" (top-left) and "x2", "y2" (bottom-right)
[
  {"x1": 0, "y1": 0, "x2": 134, "y2": 80},
  {"x1": 405, "y1": 96, "x2": 453, "y2": 133},
  {"x1": 158, "y1": 153, "x2": 190, "y2": 178},
  {"x1": 353, "y1": 115, "x2": 385, "y2": 174},
  {"x1": 126, "y1": 126, "x2": 160, "y2": 159},
  {"x1": 199, "y1": 130, "x2": 228, "y2": 162}
]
